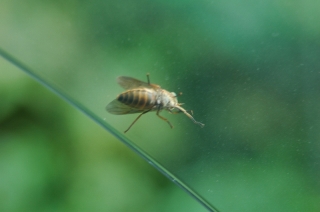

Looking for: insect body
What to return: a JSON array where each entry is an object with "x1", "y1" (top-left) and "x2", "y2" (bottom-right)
[{"x1": 106, "y1": 74, "x2": 204, "y2": 133}]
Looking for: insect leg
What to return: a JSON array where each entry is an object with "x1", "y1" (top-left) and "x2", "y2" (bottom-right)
[
  {"x1": 124, "y1": 110, "x2": 151, "y2": 133},
  {"x1": 175, "y1": 105, "x2": 205, "y2": 128},
  {"x1": 146, "y1": 73, "x2": 150, "y2": 85},
  {"x1": 156, "y1": 107, "x2": 174, "y2": 129},
  {"x1": 169, "y1": 109, "x2": 193, "y2": 115}
]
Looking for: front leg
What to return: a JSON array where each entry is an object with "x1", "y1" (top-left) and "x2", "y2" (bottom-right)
[
  {"x1": 156, "y1": 106, "x2": 174, "y2": 129},
  {"x1": 168, "y1": 108, "x2": 193, "y2": 115}
]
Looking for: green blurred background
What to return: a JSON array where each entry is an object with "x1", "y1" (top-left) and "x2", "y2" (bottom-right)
[{"x1": 1, "y1": 0, "x2": 320, "y2": 211}]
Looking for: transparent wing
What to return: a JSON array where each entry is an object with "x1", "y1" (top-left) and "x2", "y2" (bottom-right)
[
  {"x1": 117, "y1": 76, "x2": 160, "y2": 90},
  {"x1": 106, "y1": 99, "x2": 143, "y2": 114}
]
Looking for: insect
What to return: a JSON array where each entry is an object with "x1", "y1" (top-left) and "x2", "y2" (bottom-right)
[{"x1": 106, "y1": 74, "x2": 204, "y2": 133}]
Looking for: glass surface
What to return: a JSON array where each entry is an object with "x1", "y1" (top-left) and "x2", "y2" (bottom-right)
[{"x1": 1, "y1": 1, "x2": 320, "y2": 211}]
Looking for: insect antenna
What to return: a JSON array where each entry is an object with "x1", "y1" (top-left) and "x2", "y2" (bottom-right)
[{"x1": 175, "y1": 105, "x2": 205, "y2": 128}]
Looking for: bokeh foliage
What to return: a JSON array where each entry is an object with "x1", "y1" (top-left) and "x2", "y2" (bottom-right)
[
  {"x1": 0, "y1": 60, "x2": 209, "y2": 211},
  {"x1": 1, "y1": 0, "x2": 320, "y2": 211}
]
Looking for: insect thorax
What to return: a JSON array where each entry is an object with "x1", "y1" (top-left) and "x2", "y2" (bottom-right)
[{"x1": 157, "y1": 89, "x2": 178, "y2": 109}]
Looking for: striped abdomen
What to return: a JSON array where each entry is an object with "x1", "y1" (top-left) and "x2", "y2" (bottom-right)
[{"x1": 117, "y1": 89, "x2": 156, "y2": 110}]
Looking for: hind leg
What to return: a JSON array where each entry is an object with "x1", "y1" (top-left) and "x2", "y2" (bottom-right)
[{"x1": 124, "y1": 110, "x2": 150, "y2": 133}]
